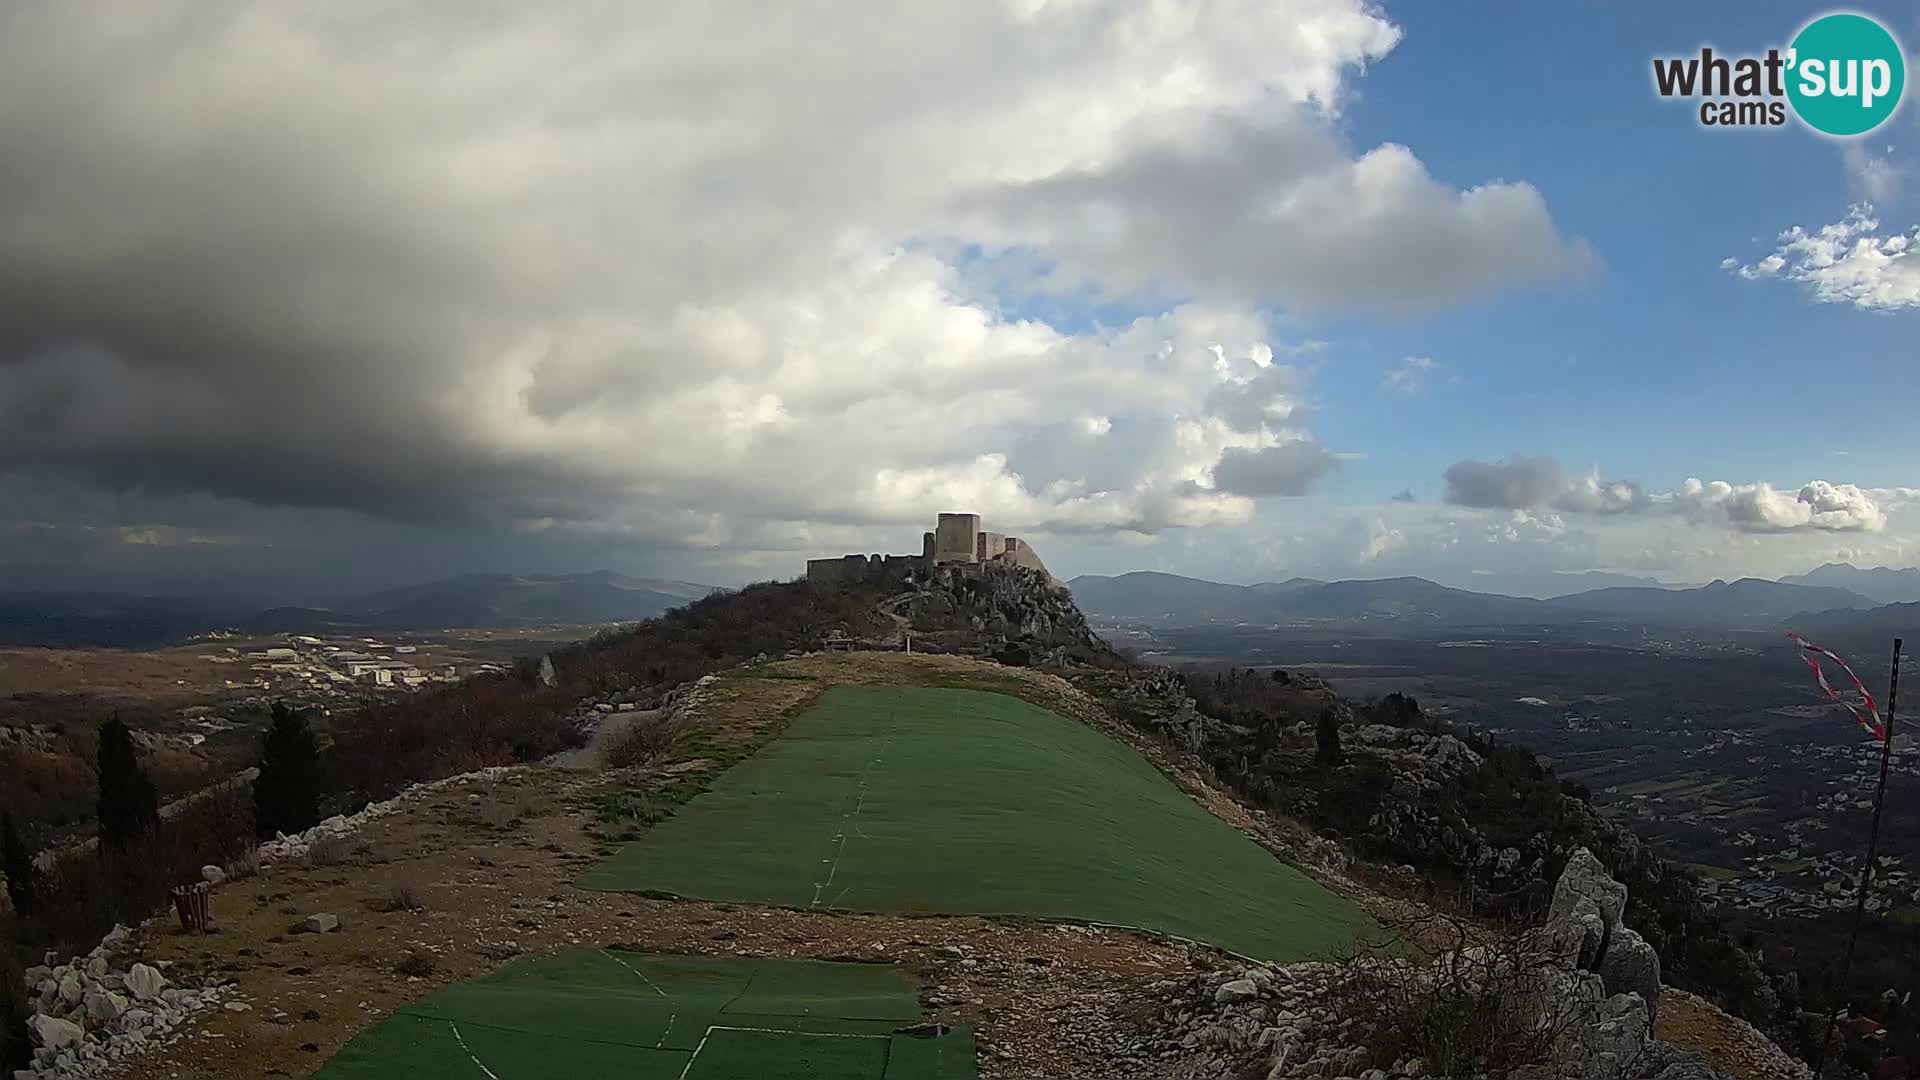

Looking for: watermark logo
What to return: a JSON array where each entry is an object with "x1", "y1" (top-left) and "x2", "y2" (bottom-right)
[{"x1": 1652, "y1": 11, "x2": 1906, "y2": 136}]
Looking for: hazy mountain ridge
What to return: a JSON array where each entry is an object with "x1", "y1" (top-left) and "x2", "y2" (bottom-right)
[
  {"x1": 1780, "y1": 562, "x2": 1920, "y2": 605},
  {"x1": 1544, "y1": 577, "x2": 1876, "y2": 622},
  {"x1": 1068, "y1": 570, "x2": 1884, "y2": 630},
  {"x1": 0, "y1": 573, "x2": 723, "y2": 647}
]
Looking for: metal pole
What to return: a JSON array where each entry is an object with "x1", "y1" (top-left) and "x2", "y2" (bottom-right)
[{"x1": 1816, "y1": 637, "x2": 1903, "y2": 1075}]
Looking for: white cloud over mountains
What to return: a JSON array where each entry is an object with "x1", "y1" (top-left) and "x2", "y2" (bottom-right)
[
  {"x1": 1726, "y1": 205, "x2": 1920, "y2": 311},
  {"x1": 0, "y1": 0, "x2": 1588, "y2": 576},
  {"x1": 1442, "y1": 455, "x2": 1891, "y2": 535}
]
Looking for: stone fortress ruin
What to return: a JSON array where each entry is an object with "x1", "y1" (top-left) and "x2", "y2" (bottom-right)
[{"x1": 805, "y1": 512, "x2": 1049, "y2": 584}]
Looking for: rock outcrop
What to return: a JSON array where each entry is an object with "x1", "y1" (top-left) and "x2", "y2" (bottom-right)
[
  {"x1": 1552, "y1": 848, "x2": 1663, "y2": 1020},
  {"x1": 1141, "y1": 851, "x2": 1781, "y2": 1080},
  {"x1": 17, "y1": 923, "x2": 234, "y2": 1080}
]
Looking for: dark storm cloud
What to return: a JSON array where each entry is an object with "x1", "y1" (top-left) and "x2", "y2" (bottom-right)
[
  {"x1": 1442, "y1": 455, "x2": 1568, "y2": 509},
  {"x1": 1210, "y1": 441, "x2": 1340, "y2": 497},
  {"x1": 1442, "y1": 454, "x2": 1649, "y2": 515}
]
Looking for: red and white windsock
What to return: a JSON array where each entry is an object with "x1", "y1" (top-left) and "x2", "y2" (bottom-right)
[{"x1": 1786, "y1": 631, "x2": 1887, "y2": 742}]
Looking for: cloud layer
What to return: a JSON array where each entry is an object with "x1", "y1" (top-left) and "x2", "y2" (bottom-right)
[
  {"x1": 1442, "y1": 455, "x2": 1888, "y2": 534},
  {"x1": 0, "y1": 0, "x2": 1585, "y2": 568}
]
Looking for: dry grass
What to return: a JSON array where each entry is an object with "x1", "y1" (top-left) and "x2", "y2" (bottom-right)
[
  {"x1": 368, "y1": 881, "x2": 427, "y2": 914},
  {"x1": 604, "y1": 716, "x2": 681, "y2": 769},
  {"x1": 223, "y1": 847, "x2": 262, "y2": 882},
  {"x1": 393, "y1": 950, "x2": 436, "y2": 978},
  {"x1": 305, "y1": 834, "x2": 352, "y2": 868}
]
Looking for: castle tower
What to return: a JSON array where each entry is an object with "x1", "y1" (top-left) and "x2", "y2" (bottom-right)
[{"x1": 932, "y1": 513, "x2": 981, "y2": 565}]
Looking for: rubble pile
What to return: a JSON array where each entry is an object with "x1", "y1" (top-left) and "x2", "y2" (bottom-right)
[{"x1": 15, "y1": 924, "x2": 234, "y2": 1080}]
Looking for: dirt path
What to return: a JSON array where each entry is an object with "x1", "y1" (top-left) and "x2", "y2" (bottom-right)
[{"x1": 876, "y1": 590, "x2": 915, "y2": 647}]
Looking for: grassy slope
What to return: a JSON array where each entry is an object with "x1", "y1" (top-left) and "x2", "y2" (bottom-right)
[{"x1": 583, "y1": 686, "x2": 1375, "y2": 962}]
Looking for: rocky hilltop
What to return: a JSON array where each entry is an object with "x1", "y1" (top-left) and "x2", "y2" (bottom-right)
[{"x1": 2, "y1": 571, "x2": 1824, "y2": 1079}]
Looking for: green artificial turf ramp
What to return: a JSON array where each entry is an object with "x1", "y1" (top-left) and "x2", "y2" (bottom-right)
[
  {"x1": 312, "y1": 950, "x2": 974, "y2": 1080},
  {"x1": 583, "y1": 686, "x2": 1375, "y2": 961}
]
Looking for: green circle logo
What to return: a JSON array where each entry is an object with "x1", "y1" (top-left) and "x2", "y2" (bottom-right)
[{"x1": 1787, "y1": 12, "x2": 1906, "y2": 136}]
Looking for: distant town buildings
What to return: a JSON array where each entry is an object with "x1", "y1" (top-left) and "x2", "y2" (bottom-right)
[{"x1": 220, "y1": 635, "x2": 478, "y2": 697}]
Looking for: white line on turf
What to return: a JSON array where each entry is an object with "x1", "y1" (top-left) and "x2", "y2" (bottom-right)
[
  {"x1": 602, "y1": 948, "x2": 677, "y2": 1048},
  {"x1": 448, "y1": 1021, "x2": 501, "y2": 1080},
  {"x1": 810, "y1": 723, "x2": 894, "y2": 910},
  {"x1": 678, "y1": 1021, "x2": 896, "y2": 1076}
]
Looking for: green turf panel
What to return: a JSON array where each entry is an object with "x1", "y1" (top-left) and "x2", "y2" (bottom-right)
[
  {"x1": 400, "y1": 984, "x2": 677, "y2": 1049},
  {"x1": 684, "y1": 1027, "x2": 891, "y2": 1080},
  {"x1": 721, "y1": 960, "x2": 923, "y2": 1021},
  {"x1": 582, "y1": 686, "x2": 1376, "y2": 961},
  {"x1": 884, "y1": 1026, "x2": 978, "y2": 1080},
  {"x1": 714, "y1": 1013, "x2": 910, "y2": 1037},
  {"x1": 311, "y1": 1013, "x2": 472, "y2": 1080},
  {"x1": 313, "y1": 950, "x2": 978, "y2": 1080},
  {"x1": 454, "y1": 1024, "x2": 691, "y2": 1080}
]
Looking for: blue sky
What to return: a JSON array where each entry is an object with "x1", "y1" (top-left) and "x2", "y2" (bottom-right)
[
  {"x1": 1318, "y1": 1, "x2": 1919, "y2": 495},
  {"x1": 1, "y1": 2, "x2": 1916, "y2": 601}
]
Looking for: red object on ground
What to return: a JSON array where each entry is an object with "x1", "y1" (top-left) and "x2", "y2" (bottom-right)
[{"x1": 171, "y1": 882, "x2": 211, "y2": 933}]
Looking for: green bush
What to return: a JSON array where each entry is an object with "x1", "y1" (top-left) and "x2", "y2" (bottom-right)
[
  {"x1": 95, "y1": 717, "x2": 159, "y2": 847},
  {"x1": 254, "y1": 703, "x2": 324, "y2": 839}
]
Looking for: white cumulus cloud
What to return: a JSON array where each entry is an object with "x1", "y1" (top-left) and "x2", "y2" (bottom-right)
[{"x1": 1726, "y1": 205, "x2": 1920, "y2": 311}]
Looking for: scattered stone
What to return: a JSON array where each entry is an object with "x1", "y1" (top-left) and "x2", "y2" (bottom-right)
[
  {"x1": 27, "y1": 1015, "x2": 83, "y2": 1052},
  {"x1": 83, "y1": 989, "x2": 126, "y2": 1024},
  {"x1": 303, "y1": 913, "x2": 341, "y2": 934},
  {"x1": 1213, "y1": 979, "x2": 1259, "y2": 1005},
  {"x1": 201, "y1": 864, "x2": 226, "y2": 885}
]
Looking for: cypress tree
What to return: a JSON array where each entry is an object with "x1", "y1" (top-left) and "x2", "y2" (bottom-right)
[
  {"x1": 96, "y1": 716, "x2": 159, "y2": 846},
  {"x1": 0, "y1": 811, "x2": 34, "y2": 916},
  {"x1": 254, "y1": 703, "x2": 323, "y2": 839},
  {"x1": 1315, "y1": 708, "x2": 1343, "y2": 767}
]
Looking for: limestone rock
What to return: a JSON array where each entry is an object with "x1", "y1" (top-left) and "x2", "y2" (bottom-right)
[
  {"x1": 1598, "y1": 926, "x2": 1662, "y2": 1021},
  {"x1": 125, "y1": 963, "x2": 167, "y2": 1002},
  {"x1": 57, "y1": 972, "x2": 83, "y2": 1007},
  {"x1": 1214, "y1": 978, "x2": 1260, "y2": 1004},
  {"x1": 28, "y1": 1014, "x2": 84, "y2": 1051},
  {"x1": 201, "y1": 863, "x2": 226, "y2": 885},
  {"x1": 304, "y1": 912, "x2": 340, "y2": 933},
  {"x1": 1551, "y1": 848, "x2": 1627, "y2": 931},
  {"x1": 84, "y1": 988, "x2": 128, "y2": 1024}
]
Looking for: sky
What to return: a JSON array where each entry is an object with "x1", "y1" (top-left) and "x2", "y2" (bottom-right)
[{"x1": 2, "y1": 1, "x2": 1919, "y2": 604}]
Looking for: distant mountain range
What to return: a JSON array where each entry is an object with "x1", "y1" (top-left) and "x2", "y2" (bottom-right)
[
  {"x1": 1066, "y1": 571, "x2": 1880, "y2": 631},
  {"x1": 1780, "y1": 563, "x2": 1920, "y2": 605},
  {"x1": 0, "y1": 572, "x2": 721, "y2": 648}
]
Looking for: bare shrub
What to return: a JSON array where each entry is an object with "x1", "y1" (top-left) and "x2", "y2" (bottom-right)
[
  {"x1": 27, "y1": 786, "x2": 255, "y2": 951},
  {"x1": 471, "y1": 796, "x2": 517, "y2": 831},
  {"x1": 368, "y1": 882, "x2": 426, "y2": 913},
  {"x1": 305, "y1": 834, "x2": 352, "y2": 868},
  {"x1": 604, "y1": 717, "x2": 680, "y2": 770},
  {"x1": 513, "y1": 787, "x2": 544, "y2": 820},
  {"x1": 223, "y1": 846, "x2": 262, "y2": 882},
  {"x1": 395, "y1": 950, "x2": 436, "y2": 978},
  {"x1": 1327, "y1": 912, "x2": 1592, "y2": 1079}
]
